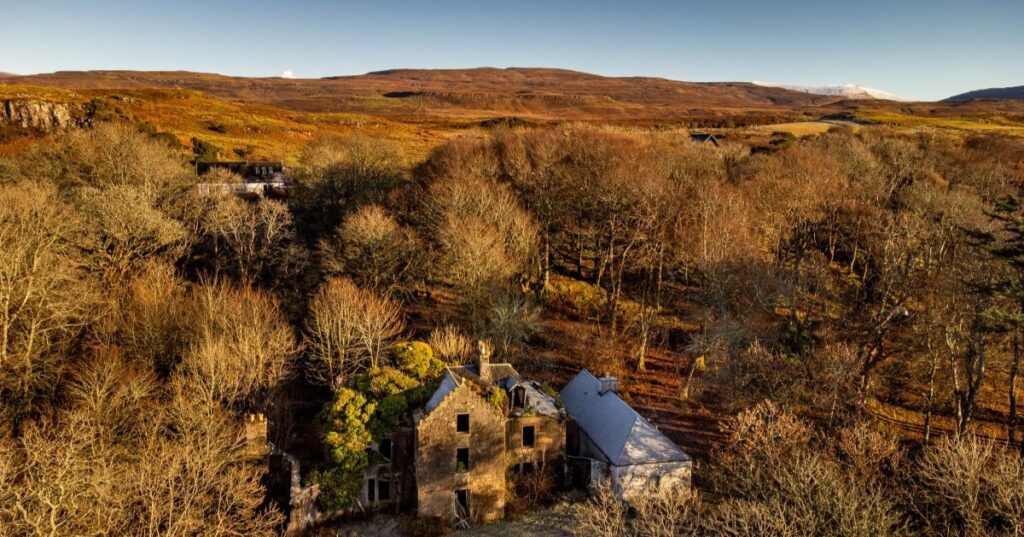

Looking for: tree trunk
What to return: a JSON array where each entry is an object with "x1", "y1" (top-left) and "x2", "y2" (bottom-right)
[
  {"x1": 576, "y1": 232, "x2": 585, "y2": 279},
  {"x1": 1010, "y1": 332, "x2": 1020, "y2": 448},
  {"x1": 957, "y1": 326, "x2": 986, "y2": 438},
  {"x1": 541, "y1": 236, "x2": 551, "y2": 290},
  {"x1": 923, "y1": 335, "x2": 940, "y2": 445}
]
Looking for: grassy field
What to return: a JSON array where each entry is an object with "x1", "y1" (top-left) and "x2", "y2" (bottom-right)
[{"x1": 856, "y1": 109, "x2": 1024, "y2": 134}]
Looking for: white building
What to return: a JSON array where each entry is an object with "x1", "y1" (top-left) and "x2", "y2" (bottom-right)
[{"x1": 561, "y1": 369, "x2": 692, "y2": 501}]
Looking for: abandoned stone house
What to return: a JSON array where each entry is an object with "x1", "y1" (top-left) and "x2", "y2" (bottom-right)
[
  {"x1": 561, "y1": 369, "x2": 692, "y2": 501},
  {"x1": 359, "y1": 346, "x2": 566, "y2": 525},
  {"x1": 277, "y1": 356, "x2": 693, "y2": 532}
]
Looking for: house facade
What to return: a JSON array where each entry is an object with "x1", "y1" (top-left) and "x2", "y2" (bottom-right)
[{"x1": 356, "y1": 345, "x2": 566, "y2": 525}]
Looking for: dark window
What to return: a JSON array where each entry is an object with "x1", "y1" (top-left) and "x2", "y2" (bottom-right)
[
  {"x1": 512, "y1": 386, "x2": 526, "y2": 409},
  {"x1": 367, "y1": 479, "x2": 376, "y2": 502},
  {"x1": 456, "y1": 413, "x2": 470, "y2": 433},
  {"x1": 378, "y1": 479, "x2": 391, "y2": 501},
  {"x1": 379, "y1": 438, "x2": 392, "y2": 460},
  {"x1": 455, "y1": 489, "x2": 470, "y2": 520},
  {"x1": 518, "y1": 462, "x2": 535, "y2": 474},
  {"x1": 456, "y1": 447, "x2": 470, "y2": 472},
  {"x1": 523, "y1": 425, "x2": 535, "y2": 448}
]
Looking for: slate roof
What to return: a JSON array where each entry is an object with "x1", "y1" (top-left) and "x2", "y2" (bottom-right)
[
  {"x1": 505, "y1": 379, "x2": 561, "y2": 416},
  {"x1": 561, "y1": 369, "x2": 691, "y2": 466},
  {"x1": 424, "y1": 369, "x2": 461, "y2": 412},
  {"x1": 422, "y1": 362, "x2": 524, "y2": 414}
]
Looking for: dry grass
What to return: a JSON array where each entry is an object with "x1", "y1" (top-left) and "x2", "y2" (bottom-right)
[
  {"x1": 857, "y1": 109, "x2": 1024, "y2": 134},
  {"x1": 1, "y1": 84, "x2": 460, "y2": 162}
]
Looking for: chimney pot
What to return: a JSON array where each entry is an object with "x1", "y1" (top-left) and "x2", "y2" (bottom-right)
[{"x1": 598, "y1": 375, "x2": 617, "y2": 395}]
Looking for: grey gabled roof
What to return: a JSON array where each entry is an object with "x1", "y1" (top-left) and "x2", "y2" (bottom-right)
[
  {"x1": 561, "y1": 369, "x2": 691, "y2": 466},
  {"x1": 503, "y1": 379, "x2": 561, "y2": 417},
  {"x1": 423, "y1": 362, "x2": 522, "y2": 414},
  {"x1": 424, "y1": 369, "x2": 461, "y2": 412}
]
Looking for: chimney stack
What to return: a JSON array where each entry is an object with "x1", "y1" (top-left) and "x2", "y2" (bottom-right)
[
  {"x1": 475, "y1": 340, "x2": 493, "y2": 384},
  {"x1": 598, "y1": 374, "x2": 617, "y2": 395}
]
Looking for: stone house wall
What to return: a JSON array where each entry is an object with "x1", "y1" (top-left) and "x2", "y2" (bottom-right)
[
  {"x1": 506, "y1": 414, "x2": 565, "y2": 469},
  {"x1": 611, "y1": 461, "x2": 692, "y2": 501},
  {"x1": 415, "y1": 383, "x2": 507, "y2": 523}
]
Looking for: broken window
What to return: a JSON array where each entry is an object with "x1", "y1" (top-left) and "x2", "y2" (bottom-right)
[
  {"x1": 378, "y1": 479, "x2": 391, "y2": 501},
  {"x1": 456, "y1": 413, "x2": 470, "y2": 433},
  {"x1": 522, "y1": 425, "x2": 535, "y2": 448},
  {"x1": 379, "y1": 438, "x2": 392, "y2": 460},
  {"x1": 456, "y1": 447, "x2": 470, "y2": 472},
  {"x1": 455, "y1": 489, "x2": 470, "y2": 521}
]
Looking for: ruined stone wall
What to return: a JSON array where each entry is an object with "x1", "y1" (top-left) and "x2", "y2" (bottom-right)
[
  {"x1": 506, "y1": 415, "x2": 565, "y2": 468},
  {"x1": 415, "y1": 383, "x2": 507, "y2": 522},
  {"x1": 611, "y1": 461, "x2": 692, "y2": 501}
]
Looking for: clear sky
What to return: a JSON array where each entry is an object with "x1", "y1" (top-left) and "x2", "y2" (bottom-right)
[{"x1": 1, "y1": 0, "x2": 1021, "y2": 101}]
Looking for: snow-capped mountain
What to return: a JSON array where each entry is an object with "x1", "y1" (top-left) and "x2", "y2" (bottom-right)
[{"x1": 752, "y1": 81, "x2": 910, "y2": 102}]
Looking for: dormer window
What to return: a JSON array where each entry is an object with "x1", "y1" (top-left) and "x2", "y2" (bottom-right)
[{"x1": 512, "y1": 386, "x2": 526, "y2": 409}]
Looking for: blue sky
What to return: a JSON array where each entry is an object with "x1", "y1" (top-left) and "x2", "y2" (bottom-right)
[{"x1": 1, "y1": 0, "x2": 1021, "y2": 101}]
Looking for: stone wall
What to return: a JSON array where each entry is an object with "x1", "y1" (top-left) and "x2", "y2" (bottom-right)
[
  {"x1": 415, "y1": 383, "x2": 507, "y2": 523},
  {"x1": 611, "y1": 461, "x2": 692, "y2": 502},
  {"x1": 506, "y1": 414, "x2": 565, "y2": 469}
]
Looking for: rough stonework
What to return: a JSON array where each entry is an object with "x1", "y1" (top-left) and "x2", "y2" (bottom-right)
[
  {"x1": 1, "y1": 100, "x2": 80, "y2": 131},
  {"x1": 415, "y1": 382, "x2": 508, "y2": 523},
  {"x1": 507, "y1": 414, "x2": 565, "y2": 469},
  {"x1": 242, "y1": 412, "x2": 269, "y2": 460}
]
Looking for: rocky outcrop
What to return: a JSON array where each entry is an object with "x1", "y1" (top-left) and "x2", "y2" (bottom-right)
[{"x1": 1, "y1": 100, "x2": 82, "y2": 131}]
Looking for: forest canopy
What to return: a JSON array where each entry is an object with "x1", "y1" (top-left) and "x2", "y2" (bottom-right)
[{"x1": 2, "y1": 119, "x2": 1024, "y2": 536}]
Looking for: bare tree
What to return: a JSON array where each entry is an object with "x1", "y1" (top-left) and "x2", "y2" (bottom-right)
[
  {"x1": 75, "y1": 184, "x2": 188, "y2": 288},
  {"x1": 428, "y1": 324, "x2": 472, "y2": 364},
  {"x1": 0, "y1": 182, "x2": 96, "y2": 426},
  {"x1": 180, "y1": 280, "x2": 298, "y2": 412},
  {"x1": 305, "y1": 278, "x2": 404, "y2": 390},
  {"x1": 912, "y1": 435, "x2": 1024, "y2": 536},
  {"x1": 201, "y1": 195, "x2": 303, "y2": 284},
  {"x1": 292, "y1": 134, "x2": 406, "y2": 239},
  {"x1": 319, "y1": 204, "x2": 422, "y2": 295},
  {"x1": 571, "y1": 484, "x2": 628, "y2": 537}
]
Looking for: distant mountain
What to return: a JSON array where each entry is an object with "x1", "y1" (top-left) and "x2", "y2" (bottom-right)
[
  {"x1": 752, "y1": 81, "x2": 909, "y2": 101},
  {"x1": 945, "y1": 86, "x2": 1024, "y2": 102}
]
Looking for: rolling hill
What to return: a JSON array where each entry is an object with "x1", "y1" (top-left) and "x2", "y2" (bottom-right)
[
  {"x1": 946, "y1": 85, "x2": 1024, "y2": 101},
  {"x1": 0, "y1": 68, "x2": 835, "y2": 122},
  {"x1": 4, "y1": 68, "x2": 1024, "y2": 162}
]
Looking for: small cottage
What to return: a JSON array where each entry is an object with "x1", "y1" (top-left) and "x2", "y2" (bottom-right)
[
  {"x1": 561, "y1": 369, "x2": 692, "y2": 501},
  {"x1": 195, "y1": 160, "x2": 289, "y2": 197}
]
